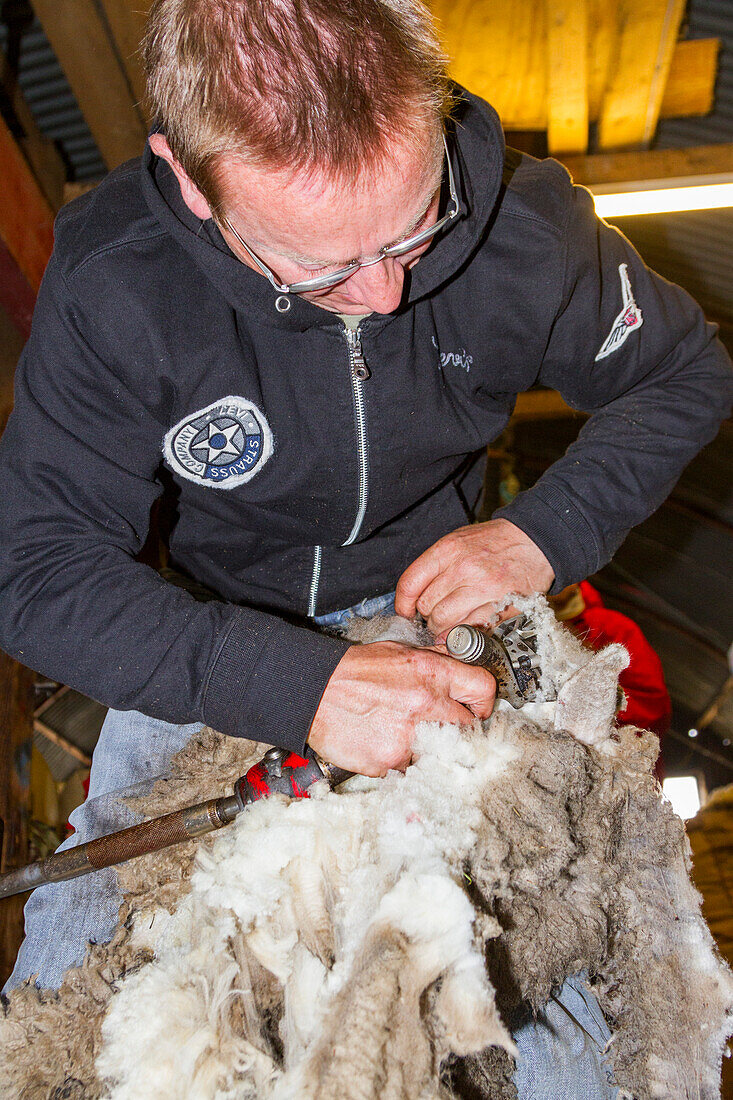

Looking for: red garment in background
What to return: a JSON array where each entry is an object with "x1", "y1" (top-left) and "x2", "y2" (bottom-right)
[{"x1": 569, "y1": 582, "x2": 672, "y2": 742}]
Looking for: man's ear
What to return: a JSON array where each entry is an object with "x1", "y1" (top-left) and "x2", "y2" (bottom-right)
[{"x1": 148, "y1": 133, "x2": 213, "y2": 221}]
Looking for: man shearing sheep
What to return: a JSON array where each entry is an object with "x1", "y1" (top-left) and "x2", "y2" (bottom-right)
[{"x1": 1, "y1": 1, "x2": 731, "y2": 1095}]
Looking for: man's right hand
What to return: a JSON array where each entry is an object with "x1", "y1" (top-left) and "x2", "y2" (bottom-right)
[{"x1": 307, "y1": 642, "x2": 497, "y2": 777}]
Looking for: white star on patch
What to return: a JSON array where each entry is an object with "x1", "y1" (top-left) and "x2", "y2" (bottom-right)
[
  {"x1": 595, "y1": 263, "x2": 643, "y2": 361},
  {"x1": 200, "y1": 421, "x2": 242, "y2": 463}
]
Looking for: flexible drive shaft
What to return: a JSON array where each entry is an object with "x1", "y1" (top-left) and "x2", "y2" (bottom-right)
[{"x1": 0, "y1": 795, "x2": 242, "y2": 899}]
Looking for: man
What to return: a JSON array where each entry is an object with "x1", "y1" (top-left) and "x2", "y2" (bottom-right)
[{"x1": 0, "y1": 0, "x2": 730, "y2": 1094}]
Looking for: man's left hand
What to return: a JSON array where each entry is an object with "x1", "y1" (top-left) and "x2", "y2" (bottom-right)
[{"x1": 395, "y1": 518, "x2": 555, "y2": 638}]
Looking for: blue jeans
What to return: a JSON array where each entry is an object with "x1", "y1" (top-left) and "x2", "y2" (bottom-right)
[{"x1": 4, "y1": 591, "x2": 618, "y2": 1098}]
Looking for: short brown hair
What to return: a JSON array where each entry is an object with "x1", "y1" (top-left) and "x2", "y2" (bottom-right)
[{"x1": 143, "y1": 0, "x2": 452, "y2": 208}]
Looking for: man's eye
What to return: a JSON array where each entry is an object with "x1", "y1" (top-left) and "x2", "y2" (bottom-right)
[
  {"x1": 397, "y1": 209, "x2": 431, "y2": 246},
  {"x1": 300, "y1": 262, "x2": 338, "y2": 275}
]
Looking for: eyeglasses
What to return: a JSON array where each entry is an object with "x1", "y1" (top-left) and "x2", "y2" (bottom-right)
[{"x1": 221, "y1": 134, "x2": 461, "y2": 295}]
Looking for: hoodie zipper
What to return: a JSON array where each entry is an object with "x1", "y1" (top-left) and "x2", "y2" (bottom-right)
[
  {"x1": 307, "y1": 325, "x2": 370, "y2": 617},
  {"x1": 342, "y1": 326, "x2": 370, "y2": 546},
  {"x1": 307, "y1": 544, "x2": 322, "y2": 618}
]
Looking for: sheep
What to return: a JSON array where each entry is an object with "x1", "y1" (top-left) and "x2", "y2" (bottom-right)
[{"x1": 2, "y1": 597, "x2": 732, "y2": 1100}]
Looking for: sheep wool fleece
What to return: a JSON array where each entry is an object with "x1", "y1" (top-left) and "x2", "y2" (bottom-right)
[
  {"x1": 2, "y1": 599, "x2": 732, "y2": 1100},
  {"x1": 0, "y1": 89, "x2": 731, "y2": 759}
]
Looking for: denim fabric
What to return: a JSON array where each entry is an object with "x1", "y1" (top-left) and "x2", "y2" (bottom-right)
[
  {"x1": 313, "y1": 590, "x2": 396, "y2": 629},
  {"x1": 4, "y1": 591, "x2": 621, "y2": 1098},
  {"x1": 5, "y1": 710, "x2": 201, "y2": 992},
  {"x1": 513, "y1": 974, "x2": 618, "y2": 1099}
]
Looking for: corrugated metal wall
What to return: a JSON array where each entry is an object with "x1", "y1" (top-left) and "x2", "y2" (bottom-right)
[{"x1": 0, "y1": 11, "x2": 105, "y2": 179}]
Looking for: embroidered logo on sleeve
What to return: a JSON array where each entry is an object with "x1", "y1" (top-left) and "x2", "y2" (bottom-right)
[
  {"x1": 163, "y1": 396, "x2": 273, "y2": 490},
  {"x1": 595, "y1": 263, "x2": 644, "y2": 361}
]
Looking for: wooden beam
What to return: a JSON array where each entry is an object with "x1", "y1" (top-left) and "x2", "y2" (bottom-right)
[
  {"x1": 30, "y1": 0, "x2": 148, "y2": 170},
  {"x1": 0, "y1": 47, "x2": 66, "y2": 212},
  {"x1": 545, "y1": 0, "x2": 588, "y2": 155},
  {"x1": 598, "y1": 0, "x2": 687, "y2": 150},
  {"x1": 432, "y1": 0, "x2": 548, "y2": 131},
  {"x1": 0, "y1": 651, "x2": 34, "y2": 985},
  {"x1": 512, "y1": 390, "x2": 579, "y2": 421},
  {"x1": 587, "y1": 0, "x2": 620, "y2": 121},
  {"x1": 560, "y1": 143, "x2": 733, "y2": 186},
  {"x1": 661, "y1": 37, "x2": 720, "y2": 119},
  {"x1": 0, "y1": 110, "x2": 55, "y2": 288},
  {"x1": 97, "y1": 0, "x2": 151, "y2": 108},
  {"x1": 0, "y1": 112, "x2": 54, "y2": 338},
  {"x1": 33, "y1": 685, "x2": 71, "y2": 721},
  {"x1": 0, "y1": 238, "x2": 37, "y2": 342},
  {"x1": 34, "y1": 719, "x2": 92, "y2": 769},
  {"x1": 63, "y1": 181, "x2": 101, "y2": 205}
]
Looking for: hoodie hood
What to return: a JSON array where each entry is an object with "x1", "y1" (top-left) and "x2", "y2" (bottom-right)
[{"x1": 140, "y1": 88, "x2": 506, "y2": 334}]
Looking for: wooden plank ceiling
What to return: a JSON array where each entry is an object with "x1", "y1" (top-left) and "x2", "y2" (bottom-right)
[{"x1": 429, "y1": 0, "x2": 720, "y2": 154}]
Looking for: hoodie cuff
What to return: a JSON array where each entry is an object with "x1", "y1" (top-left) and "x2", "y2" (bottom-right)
[
  {"x1": 494, "y1": 483, "x2": 600, "y2": 593},
  {"x1": 203, "y1": 609, "x2": 352, "y2": 754}
]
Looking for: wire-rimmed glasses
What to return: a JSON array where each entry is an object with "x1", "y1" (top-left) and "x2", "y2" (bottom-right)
[{"x1": 221, "y1": 134, "x2": 461, "y2": 295}]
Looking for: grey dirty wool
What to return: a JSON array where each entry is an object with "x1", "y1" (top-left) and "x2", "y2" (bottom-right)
[{"x1": 2, "y1": 597, "x2": 732, "y2": 1100}]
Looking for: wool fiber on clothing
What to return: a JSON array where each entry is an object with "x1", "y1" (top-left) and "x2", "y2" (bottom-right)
[{"x1": 2, "y1": 597, "x2": 732, "y2": 1100}]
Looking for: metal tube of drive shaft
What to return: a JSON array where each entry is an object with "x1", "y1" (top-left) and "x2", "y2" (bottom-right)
[{"x1": 0, "y1": 794, "x2": 242, "y2": 900}]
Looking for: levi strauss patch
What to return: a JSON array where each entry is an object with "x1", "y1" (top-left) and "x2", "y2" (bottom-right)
[
  {"x1": 595, "y1": 263, "x2": 643, "y2": 361},
  {"x1": 163, "y1": 396, "x2": 273, "y2": 489}
]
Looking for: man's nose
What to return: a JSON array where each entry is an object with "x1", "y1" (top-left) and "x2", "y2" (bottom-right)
[{"x1": 346, "y1": 257, "x2": 406, "y2": 314}]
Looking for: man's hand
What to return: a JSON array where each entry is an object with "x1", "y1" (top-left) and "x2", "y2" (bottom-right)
[
  {"x1": 395, "y1": 518, "x2": 554, "y2": 638},
  {"x1": 307, "y1": 641, "x2": 496, "y2": 776}
]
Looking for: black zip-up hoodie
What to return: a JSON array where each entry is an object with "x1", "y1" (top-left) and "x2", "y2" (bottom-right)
[{"x1": 0, "y1": 90, "x2": 730, "y2": 753}]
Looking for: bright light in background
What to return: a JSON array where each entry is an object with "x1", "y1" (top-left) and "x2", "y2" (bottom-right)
[
  {"x1": 593, "y1": 183, "x2": 733, "y2": 218},
  {"x1": 663, "y1": 776, "x2": 702, "y2": 821},
  {"x1": 590, "y1": 174, "x2": 733, "y2": 217}
]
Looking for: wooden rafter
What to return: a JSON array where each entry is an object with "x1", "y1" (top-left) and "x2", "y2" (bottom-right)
[
  {"x1": 545, "y1": 0, "x2": 588, "y2": 155},
  {"x1": 432, "y1": 0, "x2": 548, "y2": 130},
  {"x1": 660, "y1": 37, "x2": 721, "y2": 120},
  {"x1": 0, "y1": 46, "x2": 66, "y2": 212},
  {"x1": 97, "y1": 0, "x2": 151, "y2": 107},
  {"x1": 29, "y1": 0, "x2": 148, "y2": 170},
  {"x1": 33, "y1": 719, "x2": 92, "y2": 769},
  {"x1": 0, "y1": 112, "x2": 54, "y2": 339},
  {"x1": 512, "y1": 390, "x2": 578, "y2": 421},
  {"x1": 0, "y1": 651, "x2": 33, "y2": 984},
  {"x1": 598, "y1": 0, "x2": 687, "y2": 149},
  {"x1": 587, "y1": 0, "x2": 620, "y2": 121},
  {"x1": 560, "y1": 143, "x2": 733, "y2": 187}
]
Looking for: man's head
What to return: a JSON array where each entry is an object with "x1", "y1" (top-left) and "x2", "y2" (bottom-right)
[{"x1": 144, "y1": 0, "x2": 453, "y2": 313}]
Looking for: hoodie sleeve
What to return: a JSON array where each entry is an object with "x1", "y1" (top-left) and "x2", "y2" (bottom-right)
[
  {"x1": 495, "y1": 178, "x2": 733, "y2": 591},
  {"x1": 0, "y1": 258, "x2": 350, "y2": 753}
]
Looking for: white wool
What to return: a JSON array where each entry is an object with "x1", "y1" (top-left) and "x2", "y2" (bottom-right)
[
  {"x1": 98, "y1": 708, "x2": 518, "y2": 1098},
  {"x1": 76, "y1": 596, "x2": 731, "y2": 1099},
  {"x1": 555, "y1": 643, "x2": 630, "y2": 745}
]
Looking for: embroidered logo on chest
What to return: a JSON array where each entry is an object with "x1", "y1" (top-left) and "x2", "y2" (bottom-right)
[
  {"x1": 163, "y1": 396, "x2": 273, "y2": 490},
  {"x1": 431, "y1": 336, "x2": 473, "y2": 373},
  {"x1": 595, "y1": 263, "x2": 644, "y2": 361}
]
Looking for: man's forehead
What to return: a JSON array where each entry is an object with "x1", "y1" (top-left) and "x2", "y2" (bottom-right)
[{"x1": 217, "y1": 135, "x2": 443, "y2": 265}]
